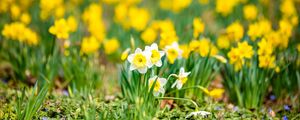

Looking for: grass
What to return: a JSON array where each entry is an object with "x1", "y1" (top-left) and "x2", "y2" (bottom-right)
[{"x1": 1, "y1": 81, "x2": 299, "y2": 120}]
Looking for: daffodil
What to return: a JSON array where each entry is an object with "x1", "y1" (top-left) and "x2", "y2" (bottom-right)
[
  {"x1": 180, "y1": 44, "x2": 191, "y2": 59},
  {"x1": 216, "y1": 0, "x2": 239, "y2": 16},
  {"x1": 165, "y1": 42, "x2": 182, "y2": 64},
  {"x1": 202, "y1": 88, "x2": 225, "y2": 99},
  {"x1": 243, "y1": 4, "x2": 257, "y2": 21},
  {"x1": 259, "y1": 55, "x2": 276, "y2": 69},
  {"x1": 237, "y1": 41, "x2": 254, "y2": 59},
  {"x1": 172, "y1": 67, "x2": 191, "y2": 89},
  {"x1": 127, "y1": 48, "x2": 151, "y2": 74},
  {"x1": 141, "y1": 28, "x2": 157, "y2": 44},
  {"x1": 217, "y1": 35, "x2": 230, "y2": 49},
  {"x1": 104, "y1": 38, "x2": 120, "y2": 55},
  {"x1": 49, "y1": 18, "x2": 70, "y2": 40},
  {"x1": 20, "y1": 13, "x2": 31, "y2": 25},
  {"x1": 258, "y1": 38, "x2": 273, "y2": 56},
  {"x1": 148, "y1": 76, "x2": 167, "y2": 96},
  {"x1": 80, "y1": 36, "x2": 100, "y2": 54},
  {"x1": 193, "y1": 17, "x2": 205, "y2": 38},
  {"x1": 226, "y1": 22, "x2": 244, "y2": 42},
  {"x1": 67, "y1": 16, "x2": 78, "y2": 32},
  {"x1": 145, "y1": 43, "x2": 165, "y2": 67}
]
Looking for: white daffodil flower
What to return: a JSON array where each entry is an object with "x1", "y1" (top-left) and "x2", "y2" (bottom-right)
[
  {"x1": 185, "y1": 111, "x2": 211, "y2": 118},
  {"x1": 148, "y1": 75, "x2": 167, "y2": 96},
  {"x1": 171, "y1": 67, "x2": 191, "y2": 89},
  {"x1": 145, "y1": 43, "x2": 165, "y2": 67},
  {"x1": 164, "y1": 42, "x2": 183, "y2": 64},
  {"x1": 127, "y1": 48, "x2": 151, "y2": 74}
]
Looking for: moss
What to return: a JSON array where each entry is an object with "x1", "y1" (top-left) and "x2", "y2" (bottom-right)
[{"x1": 0, "y1": 84, "x2": 299, "y2": 119}]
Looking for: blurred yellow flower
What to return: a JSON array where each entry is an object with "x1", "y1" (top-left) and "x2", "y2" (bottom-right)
[
  {"x1": 259, "y1": 55, "x2": 276, "y2": 69},
  {"x1": 198, "y1": 38, "x2": 218, "y2": 57},
  {"x1": 40, "y1": 0, "x2": 64, "y2": 20},
  {"x1": 280, "y1": 0, "x2": 296, "y2": 18},
  {"x1": 159, "y1": 31, "x2": 178, "y2": 48},
  {"x1": 20, "y1": 13, "x2": 31, "y2": 25},
  {"x1": 189, "y1": 40, "x2": 201, "y2": 52},
  {"x1": 202, "y1": 88, "x2": 224, "y2": 99},
  {"x1": 237, "y1": 41, "x2": 254, "y2": 59},
  {"x1": 159, "y1": 0, "x2": 192, "y2": 13},
  {"x1": 217, "y1": 35, "x2": 230, "y2": 49},
  {"x1": 49, "y1": 19, "x2": 70, "y2": 40},
  {"x1": 82, "y1": 4, "x2": 106, "y2": 42},
  {"x1": 275, "y1": 66, "x2": 280, "y2": 73},
  {"x1": 226, "y1": 22, "x2": 244, "y2": 42},
  {"x1": 104, "y1": 38, "x2": 120, "y2": 55},
  {"x1": 128, "y1": 7, "x2": 150, "y2": 31},
  {"x1": 141, "y1": 28, "x2": 157, "y2": 44},
  {"x1": 264, "y1": 31, "x2": 281, "y2": 48},
  {"x1": 216, "y1": 0, "x2": 239, "y2": 16},
  {"x1": 10, "y1": 4, "x2": 21, "y2": 20},
  {"x1": 2, "y1": 22, "x2": 39, "y2": 45},
  {"x1": 81, "y1": 36, "x2": 100, "y2": 54},
  {"x1": 55, "y1": 5, "x2": 65, "y2": 19},
  {"x1": 165, "y1": 42, "x2": 182, "y2": 64},
  {"x1": 228, "y1": 48, "x2": 242, "y2": 64},
  {"x1": 247, "y1": 19, "x2": 272, "y2": 40},
  {"x1": 67, "y1": 16, "x2": 78, "y2": 32},
  {"x1": 180, "y1": 44, "x2": 191, "y2": 59},
  {"x1": 243, "y1": 4, "x2": 257, "y2": 21},
  {"x1": 193, "y1": 17, "x2": 205, "y2": 38},
  {"x1": 258, "y1": 38, "x2": 273, "y2": 56},
  {"x1": 114, "y1": 3, "x2": 129, "y2": 29},
  {"x1": 228, "y1": 43, "x2": 251, "y2": 71}
]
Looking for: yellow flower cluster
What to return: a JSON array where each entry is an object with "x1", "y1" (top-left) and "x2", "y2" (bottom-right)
[
  {"x1": 216, "y1": 0, "x2": 240, "y2": 16},
  {"x1": 141, "y1": 20, "x2": 178, "y2": 48},
  {"x1": 193, "y1": 17, "x2": 205, "y2": 38},
  {"x1": 280, "y1": 0, "x2": 298, "y2": 26},
  {"x1": 247, "y1": 19, "x2": 272, "y2": 40},
  {"x1": 82, "y1": 3, "x2": 106, "y2": 42},
  {"x1": 0, "y1": 0, "x2": 32, "y2": 24},
  {"x1": 2, "y1": 22, "x2": 39, "y2": 45},
  {"x1": 217, "y1": 21, "x2": 244, "y2": 49},
  {"x1": 49, "y1": 18, "x2": 71, "y2": 40},
  {"x1": 80, "y1": 36, "x2": 100, "y2": 54},
  {"x1": 243, "y1": 4, "x2": 258, "y2": 21},
  {"x1": 40, "y1": 0, "x2": 65, "y2": 20},
  {"x1": 226, "y1": 22, "x2": 244, "y2": 42},
  {"x1": 227, "y1": 41, "x2": 254, "y2": 71},
  {"x1": 258, "y1": 39, "x2": 276, "y2": 69},
  {"x1": 114, "y1": 3, "x2": 150, "y2": 31},
  {"x1": 189, "y1": 38, "x2": 218, "y2": 57},
  {"x1": 104, "y1": 38, "x2": 120, "y2": 55},
  {"x1": 159, "y1": 0, "x2": 192, "y2": 13}
]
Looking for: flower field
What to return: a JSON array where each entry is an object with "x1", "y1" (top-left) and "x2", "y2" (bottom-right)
[{"x1": 0, "y1": 0, "x2": 300, "y2": 119}]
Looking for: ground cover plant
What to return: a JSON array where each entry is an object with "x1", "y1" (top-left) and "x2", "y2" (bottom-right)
[{"x1": 0, "y1": 0, "x2": 300, "y2": 119}]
